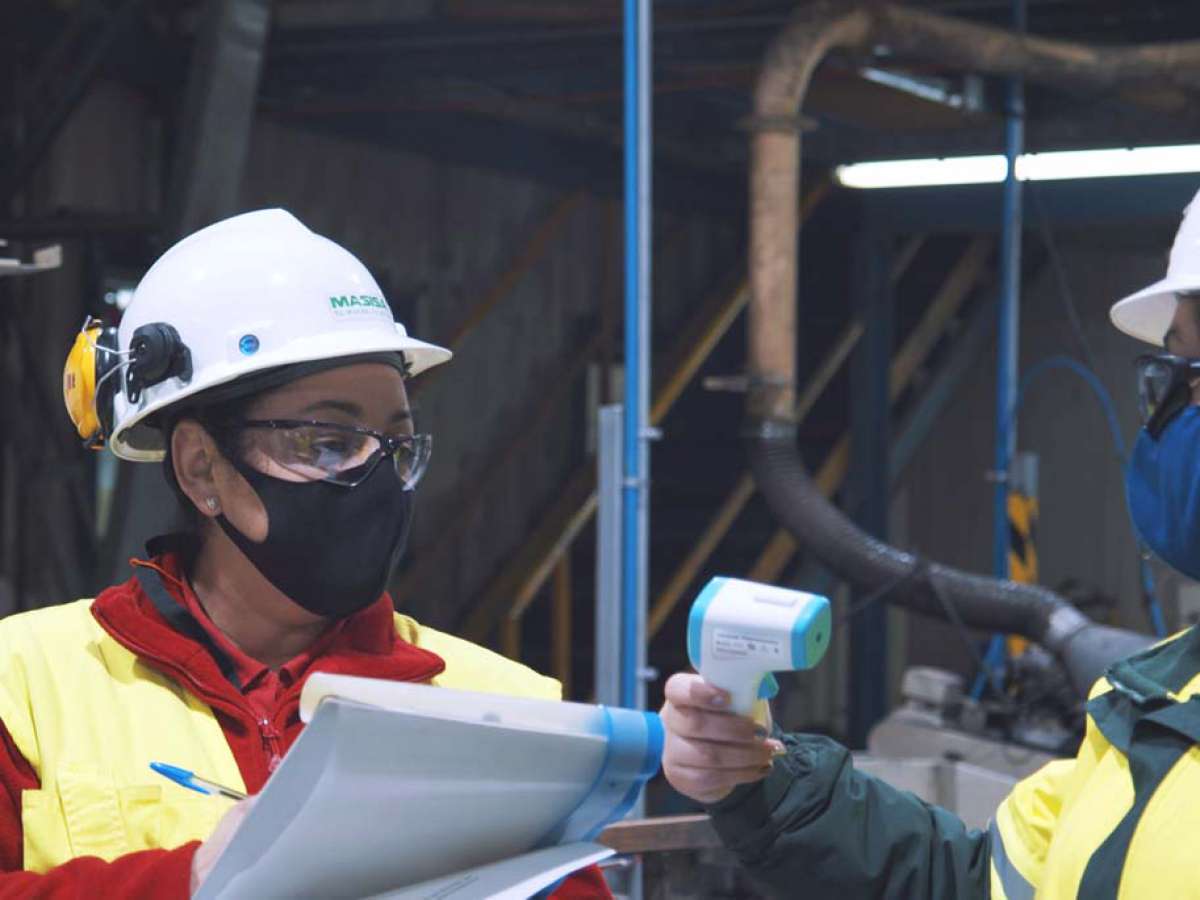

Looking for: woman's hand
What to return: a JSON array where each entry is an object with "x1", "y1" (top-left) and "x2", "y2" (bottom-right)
[
  {"x1": 660, "y1": 672, "x2": 784, "y2": 805},
  {"x1": 190, "y1": 796, "x2": 257, "y2": 896}
]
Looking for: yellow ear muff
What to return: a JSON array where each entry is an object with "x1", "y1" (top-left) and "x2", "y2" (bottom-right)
[{"x1": 63, "y1": 319, "x2": 119, "y2": 448}]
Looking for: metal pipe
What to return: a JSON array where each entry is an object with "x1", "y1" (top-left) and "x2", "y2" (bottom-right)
[
  {"x1": 742, "y1": 1, "x2": 1193, "y2": 693},
  {"x1": 596, "y1": 406, "x2": 624, "y2": 707},
  {"x1": 621, "y1": 0, "x2": 651, "y2": 712},
  {"x1": 978, "y1": 0, "x2": 1028, "y2": 695}
]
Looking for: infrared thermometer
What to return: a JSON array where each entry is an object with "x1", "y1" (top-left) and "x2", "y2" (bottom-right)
[{"x1": 687, "y1": 577, "x2": 832, "y2": 717}]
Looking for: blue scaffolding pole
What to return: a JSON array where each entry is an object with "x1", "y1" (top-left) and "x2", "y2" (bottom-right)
[
  {"x1": 621, "y1": 0, "x2": 651, "y2": 712},
  {"x1": 977, "y1": 0, "x2": 1027, "y2": 698}
]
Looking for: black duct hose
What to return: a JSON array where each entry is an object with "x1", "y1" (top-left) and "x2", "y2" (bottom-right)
[{"x1": 748, "y1": 429, "x2": 1153, "y2": 693}]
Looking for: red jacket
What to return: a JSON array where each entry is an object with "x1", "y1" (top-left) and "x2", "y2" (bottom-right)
[{"x1": 0, "y1": 553, "x2": 611, "y2": 898}]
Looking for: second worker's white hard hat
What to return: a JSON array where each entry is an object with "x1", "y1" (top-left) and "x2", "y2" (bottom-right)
[{"x1": 1111, "y1": 186, "x2": 1200, "y2": 347}]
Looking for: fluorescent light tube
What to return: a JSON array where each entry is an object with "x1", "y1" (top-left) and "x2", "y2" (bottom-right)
[{"x1": 836, "y1": 144, "x2": 1200, "y2": 189}]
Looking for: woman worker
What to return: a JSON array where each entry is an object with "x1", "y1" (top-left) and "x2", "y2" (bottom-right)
[
  {"x1": 0, "y1": 209, "x2": 609, "y2": 897},
  {"x1": 661, "y1": 188, "x2": 1200, "y2": 899}
]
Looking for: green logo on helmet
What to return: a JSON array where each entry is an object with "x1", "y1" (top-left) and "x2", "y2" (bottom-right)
[
  {"x1": 329, "y1": 295, "x2": 387, "y2": 311},
  {"x1": 328, "y1": 294, "x2": 390, "y2": 319}
]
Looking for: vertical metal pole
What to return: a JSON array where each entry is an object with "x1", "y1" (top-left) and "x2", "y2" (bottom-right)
[
  {"x1": 102, "y1": 0, "x2": 272, "y2": 584},
  {"x1": 981, "y1": 0, "x2": 1027, "y2": 695},
  {"x1": 848, "y1": 225, "x2": 892, "y2": 748},
  {"x1": 595, "y1": 405, "x2": 624, "y2": 708},
  {"x1": 620, "y1": 6, "x2": 651, "y2": 897},
  {"x1": 621, "y1": 0, "x2": 651, "y2": 713}
]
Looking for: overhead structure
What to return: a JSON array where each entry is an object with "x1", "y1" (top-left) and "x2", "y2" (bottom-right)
[
  {"x1": 102, "y1": 0, "x2": 273, "y2": 582},
  {"x1": 0, "y1": 244, "x2": 62, "y2": 278},
  {"x1": 742, "y1": 1, "x2": 1200, "y2": 700}
]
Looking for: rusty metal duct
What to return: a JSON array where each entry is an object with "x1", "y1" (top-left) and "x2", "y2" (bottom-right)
[{"x1": 745, "y1": 2, "x2": 1200, "y2": 693}]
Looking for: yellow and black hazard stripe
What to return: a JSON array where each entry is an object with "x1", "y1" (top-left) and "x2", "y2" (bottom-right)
[{"x1": 1007, "y1": 491, "x2": 1038, "y2": 656}]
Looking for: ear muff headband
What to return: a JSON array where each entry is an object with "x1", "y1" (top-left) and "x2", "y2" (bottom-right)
[{"x1": 63, "y1": 318, "x2": 121, "y2": 449}]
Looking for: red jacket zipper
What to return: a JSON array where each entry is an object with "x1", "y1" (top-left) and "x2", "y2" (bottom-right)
[
  {"x1": 105, "y1": 628, "x2": 280, "y2": 785},
  {"x1": 257, "y1": 717, "x2": 283, "y2": 773}
]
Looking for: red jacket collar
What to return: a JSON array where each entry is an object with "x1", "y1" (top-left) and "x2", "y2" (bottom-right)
[{"x1": 90, "y1": 550, "x2": 445, "y2": 713}]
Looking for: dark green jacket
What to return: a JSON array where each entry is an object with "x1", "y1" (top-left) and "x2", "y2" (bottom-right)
[
  {"x1": 707, "y1": 733, "x2": 989, "y2": 899},
  {"x1": 706, "y1": 626, "x2": 1200, "y2": 899}
]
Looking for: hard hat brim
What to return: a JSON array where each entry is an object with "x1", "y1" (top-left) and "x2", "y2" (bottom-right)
[
  {"x1": 110, "y1": 331, "x2": 451, "y2": 462},
  {"x1": 1110, "y1": 277, "x2": 1182, "y2": 347}
]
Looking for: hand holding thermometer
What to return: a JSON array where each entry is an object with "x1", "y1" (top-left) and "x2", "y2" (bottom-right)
[{"x1": 687, "y1": 577, "x2": 832, "y2": 717}]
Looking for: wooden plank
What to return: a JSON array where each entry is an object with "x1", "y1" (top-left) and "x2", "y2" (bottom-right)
[
  {"x1": 481, "y1": 273, "x2": 748, "y2": 638},
  {"x1": 597, "y1": 815, "x2": 721, "y2": 854},
  {"x1": 644, "y1": 233, "x2": 926, "y2": 639},
  {"x1": 793, "y1": 321, "x2": 865, "y2": 425},
  {"x1": 444, "y1": 190, "x2": 587, "y2": 351},
  {"x1": 888, "y1": 237, "x2": 991, "y2": 393},
  {"x1": 647, "y1": 321, "x2": 860, "y2": 638},
  {"x1": 460, "y1": 181, "x2": 833, "y2": 644},
  {"x1": 552, "y1": 555, "x2": 572, "y2": 696},
  {"x1": 746, "y1": 238, "x2": 993, "y2": 584},
  {"x1": 393, "y1": 327, "x2": 604, "y2": 609},
  {"x1": 510, "y1": 491, "x2": 597, "y2": 620},
  {"x1": 463, "y1": 465, "x2": 596, "y2": 642},
  {"x1": 890, "y1": 234, "x2": 926, "y2": 284},
  {"x1": 648, "y1": 473, "x2": 756, "y2": 637},
  {"x1": 502, "y1": 613, "x2": 522, "y2": 662},
  {"x1": 651, "y1": 280, "x2": 749, "y2": 425},
  {"x1": 747, "y1": 435, "x2": 848, "y2": 582}
]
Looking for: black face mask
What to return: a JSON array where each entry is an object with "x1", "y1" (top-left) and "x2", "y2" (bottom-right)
[{"x1": 216, "y1": 457, "x2": 413, "y2": 619}]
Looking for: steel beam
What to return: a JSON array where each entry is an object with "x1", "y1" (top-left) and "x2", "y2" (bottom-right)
[
  {"x1": 646, "y1": 226, "x2": 919, "y2": 640},
  {"x1": 860, "y1": 172, "x2": 1195, "y2": 234},
  {"x1": 458, "y1": 184, "x2": 830, "y2": 646},
  {"x1": 2, "y1": 0, "x2": 149, "y2": 206},
  {"x1": 891, "y1": 298, "x2": 997, "y2": 485},
  {"x1": 0, "y1": 214, "x2": 157, "y2": 240},
  {"x1": 103, "y1": 0, "x2": 271, "y2": 583},
  {"x1": 272, "y1": 109, "x2": 745, "y2": 218},
  {"x1": 847, "y1": 225, "x2": 893, "y2": 747},
  {"x1": 747, "y1": 237, "x2": 994, "y2": 584},
  {"x1": 165, "y1": 0, "x2": 272, "y2": 238}
]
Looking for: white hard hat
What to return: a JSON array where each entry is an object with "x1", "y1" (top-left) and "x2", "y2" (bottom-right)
[
  {"x1": 109, "y1": 208, "x2": 451, "y2": 462},
  {"x1": 1111, "y1": 187, "x2": 1200, "y2": 346}
]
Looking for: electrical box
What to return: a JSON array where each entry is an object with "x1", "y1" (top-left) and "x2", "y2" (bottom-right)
[{"x1": 1177, "y1": 582, "x2": 1200, "y2": 628}]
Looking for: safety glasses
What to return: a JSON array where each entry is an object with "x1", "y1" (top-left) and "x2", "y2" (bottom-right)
[
  {"x1": 219, "y1": 419, "x2": 432, "y2": 488},
  {"x1": 1135, "y1": 353, "x2": 1200, "y2": 438}
]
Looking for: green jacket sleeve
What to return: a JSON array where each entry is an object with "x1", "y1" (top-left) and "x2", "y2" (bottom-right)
[{"x1": 705, "y1": 733, "x2": 991, "y2": 899}]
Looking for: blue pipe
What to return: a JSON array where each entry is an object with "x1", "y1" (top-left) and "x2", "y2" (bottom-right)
[
  {"x1": 1010, "y1": 356, "x2": 1168, "y2": 637},
  {"x1": 620, "y1": 0, "x2": 650, "y2": 710},
  {"x1": 978, "y1": 0, "x2": 1027, "y2": 698}
]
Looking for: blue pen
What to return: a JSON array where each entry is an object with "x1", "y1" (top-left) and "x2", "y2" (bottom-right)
[{"x1": 150, "y1": 762, "x2": 247, "y2": 801}]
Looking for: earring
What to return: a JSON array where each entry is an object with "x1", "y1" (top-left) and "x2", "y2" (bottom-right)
[{"x1": 205, "y1": 497, "x2": 219, "y2": 513}]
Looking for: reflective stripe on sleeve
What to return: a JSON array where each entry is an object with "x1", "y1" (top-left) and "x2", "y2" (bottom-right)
[{"x1": 990, "y1": 818, "x2": 1035, "y2": 900}]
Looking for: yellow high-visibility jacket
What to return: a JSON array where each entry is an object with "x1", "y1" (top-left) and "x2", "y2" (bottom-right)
[
  {"x1": 708, "y1": 626, "x2": 1200, "y2": 899},
  {"x1": 0, "y1": 585, "x2": 558, "y2": 876},
  {"x1": 989, "y1": 626, "x2": 1200, "y2": 898}
]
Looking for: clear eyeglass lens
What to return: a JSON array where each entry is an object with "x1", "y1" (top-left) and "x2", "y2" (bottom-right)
[
  {"x1": 1137, "y1": 359, "x2": 1173, "y2": 423},
  {"x1": 245, "y1": 425, "x2": 432, "y2": 487},
  {"x1": 392, "y1": 434, "x2": 432, "y2": 489},
  {"x1": 243, "y1": 425, "x2": 378, "y2": 483}
]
